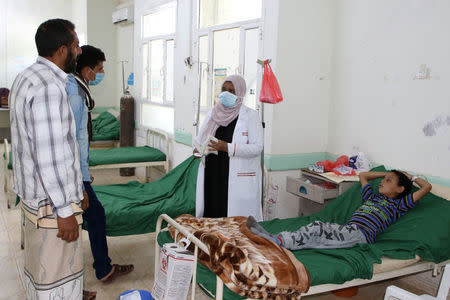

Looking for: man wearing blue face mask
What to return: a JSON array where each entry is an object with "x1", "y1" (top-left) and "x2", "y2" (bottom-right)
[
  {"x1": 71, "y1": 45, "x2": 104, "y2": 141},
  {"x1": 67, "y1": 45, "x2": 134, "y2": 285}
]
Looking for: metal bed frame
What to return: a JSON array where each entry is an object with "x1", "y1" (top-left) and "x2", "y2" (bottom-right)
[
  {"x1": 88, "y1": 128, "x2": 170, "y2": 181},
  {"x1": 155, "y1": 213, "x2": 449, "y2": 300}
]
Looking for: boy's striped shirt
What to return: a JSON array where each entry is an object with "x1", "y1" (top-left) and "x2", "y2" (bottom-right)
[{"x1": 349, "y1": 184, "x2": 415, "y2": 243}]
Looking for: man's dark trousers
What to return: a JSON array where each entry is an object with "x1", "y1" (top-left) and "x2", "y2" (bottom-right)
[{"x1": 83, "y1": 181, "x2": 113, "y2": 280}]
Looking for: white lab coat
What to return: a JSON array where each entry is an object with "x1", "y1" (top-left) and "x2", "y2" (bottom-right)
[{"x1": 195, "y1": 105, "x2": 264, "y2": 221}]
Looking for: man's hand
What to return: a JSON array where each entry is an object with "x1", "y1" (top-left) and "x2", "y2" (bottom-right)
[
  {"x1": 90, "y1": 175, "x2": 94, "y2": 183},
  {"x1": 81, "y1": 190, "x2": 89, "y2": 211},
  {"x1": 56, "y1": 215, "x2": 79, "y2": 242},
  {"x1": 209, "y1": 139, "x2": 228, "y2": 152}
]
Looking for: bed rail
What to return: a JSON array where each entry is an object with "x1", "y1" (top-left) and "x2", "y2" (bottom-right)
[
  {"x1": 146, "y1": 128, "x2": 169, "y2": 174},
  {"x1": 155, "y1": 213, "x2": 450, "y2": 300},
  {"x1": 155, "y1": 214, "x2": 226, "y2": 300}
]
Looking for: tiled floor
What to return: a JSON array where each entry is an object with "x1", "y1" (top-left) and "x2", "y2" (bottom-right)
[{"x1": 0, "y1": 161, "x2": 443, "y2": 299}]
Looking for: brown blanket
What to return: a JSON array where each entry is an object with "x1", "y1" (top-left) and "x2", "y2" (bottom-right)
[{"x1": 169, "y1": 215, "x2": 310, "y2": 299}]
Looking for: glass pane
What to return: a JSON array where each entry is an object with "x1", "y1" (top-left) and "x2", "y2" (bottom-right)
[
  {"x1": 165, "y1": 40, "x2": 174, "y2": 102},
  {"x1": 198, "y1": 112, "x2": 207, "y2": 130},
  {"x1": 243, "y1": 28, "x2": 259, "y2": 109},
  {"x1": 199, "y1": 0, "x2": 262, "y2": 28},
  {"x1": 142, "y1": 2, "x2": 177, "y2": 38},
  {"x1": 141, "y1": 43, "x2": 148, "y2": 99},
  {"x1": 213, "y1": 28, "x2": 240, "y2": 105},
  {"x1": 150, "y1": 39, "x2": 164, "y2": 103},
  {"x1": 198, "y1": 35, "x2": 209, "y2": 107},
  {"x1": 141, "y1": 103, "x2": 174, "y2": 134}
]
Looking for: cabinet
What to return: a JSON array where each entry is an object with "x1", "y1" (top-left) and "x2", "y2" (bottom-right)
[{"x1": 286, "y1": 168, "x2": 357, "y2": 216}]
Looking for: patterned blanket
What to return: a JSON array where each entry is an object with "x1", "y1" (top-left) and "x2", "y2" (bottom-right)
[{"x1": 169, "y1": 215, "x2": 310, "y2": 299}]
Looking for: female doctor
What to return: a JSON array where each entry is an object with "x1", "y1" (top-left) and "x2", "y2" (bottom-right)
[{"x1": 194, "y1": 75, "x2": 263, "y2": 221}]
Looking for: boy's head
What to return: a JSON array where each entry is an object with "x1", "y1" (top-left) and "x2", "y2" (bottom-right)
[{"x1": 379, "y1": 170, "x2": 412, "y2": 199}]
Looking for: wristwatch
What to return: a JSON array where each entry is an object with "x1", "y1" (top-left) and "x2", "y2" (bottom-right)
[{"x1": 411, "y1": 175, "x2": 418, "y2": 182}]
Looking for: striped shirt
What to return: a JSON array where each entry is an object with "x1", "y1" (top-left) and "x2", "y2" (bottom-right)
[
  {"x1": 349, "y1": 184, "x2": 416, "y2": 243},
  {"x1": 9, "y1": 56, "x2": 83, "y2": 218}
]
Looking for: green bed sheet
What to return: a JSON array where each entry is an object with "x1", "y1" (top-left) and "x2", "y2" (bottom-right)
[
  {"x1": 157, "y1": 165, "x2": 450, "y2": 299},
  {"x1": 92, "y1": 111, "x2": 120, "y2": 141},
  {"x1": 92, "y1": 156, "x2": 200, "y2": 236},
  {"x1": 89, "y1": 146, "x2": 165, "y2": 166},
  {"x1": 6, "y1": 146, "x2": 166, "y2": 168}
]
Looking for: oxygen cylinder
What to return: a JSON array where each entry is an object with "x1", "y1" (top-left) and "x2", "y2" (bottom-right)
[{"x1": 119, "y1": 90, "x2": 135, "y2": 176}]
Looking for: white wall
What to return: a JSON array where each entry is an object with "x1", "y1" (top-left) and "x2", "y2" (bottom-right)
[
  {"x1": 87, "y1": 0, "x2": 119, "y2": 107},
  {"x1": 328, "y1": 0, "x2": 450, "y2": 178},
  {"x1": 0, "y1": 0, "x2": 87, "y2": 127},
  {"x1": 270, "y1": 0, "x2": 336, "y2": 155},
  {"x1": 2, "y1": 0, "x2": 86, "y2": 88},
  {"x1": 115, "y1": 1, "x2": 135, "y2": 101}
]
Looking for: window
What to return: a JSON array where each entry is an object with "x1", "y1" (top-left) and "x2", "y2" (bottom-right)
[
  {"x1": 193, "y1": 1, "x2": 262, "y2": 131},
  {"x1": 199, "y1": 0, "x2": 262, "y2": 28},
  {"x1": 140, "y1": 1, "x2": 177, "y2": 133},
  {"x1": 142, "y1": 3, "x2": 176, "y2": 38}
]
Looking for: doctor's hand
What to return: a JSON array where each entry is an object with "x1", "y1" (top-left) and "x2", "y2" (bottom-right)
[{"x1": 209, "y1": 139, "x2": 228, "y2": 152}]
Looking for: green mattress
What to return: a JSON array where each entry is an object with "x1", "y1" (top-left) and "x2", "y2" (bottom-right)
[
  {"x1": 92, "y1": 111, "x2": 120, "y2": 141},
  {"x1": 6, "y1": 146, "x2": 165, "y2": 168},
  {"x1": 92, "y1": 156, "x2": 200, "y2": 236},
  {"x1": 157, "y1": 165, "x2": 450, "y2": 299},
  {"x1": 89, "y1": 146, "x2": 165, "y2": 166}
]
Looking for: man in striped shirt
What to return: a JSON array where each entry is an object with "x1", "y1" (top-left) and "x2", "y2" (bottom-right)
[
  {"x1": 9, "y1": 19, "x2": 94, "y2": 300},
  {"x1": 247, "y1": 170, "x2": 432, "y2": 250}
]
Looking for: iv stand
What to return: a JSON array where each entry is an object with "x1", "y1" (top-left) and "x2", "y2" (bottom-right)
[{"x1": 256, "y1": 59, "x2": 271, "y2": 219}]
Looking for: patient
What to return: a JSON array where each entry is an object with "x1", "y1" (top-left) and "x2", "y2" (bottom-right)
[{"x1": 247, "y1": 170, "x2": 432, "y2": 250}]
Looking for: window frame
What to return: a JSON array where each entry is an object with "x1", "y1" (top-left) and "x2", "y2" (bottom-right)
[
  {"x1": 192, "y1": 0, "x2": 264, "y2": 121},
  {"x1": 140, "y1": 2, "x2": 176, "y2": 106},
  {"x1": 137, "y1": 1, "x2": 178, "y2": 134}
]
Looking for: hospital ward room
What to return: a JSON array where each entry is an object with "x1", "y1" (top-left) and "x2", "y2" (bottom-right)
[{"x1": 1, "y1": 0, "x2": 450, "y2": 299}]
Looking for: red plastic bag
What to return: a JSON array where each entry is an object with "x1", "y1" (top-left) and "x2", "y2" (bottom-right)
[{"x1": 259, "y1": 61, "x2": 283, "y2": 104}]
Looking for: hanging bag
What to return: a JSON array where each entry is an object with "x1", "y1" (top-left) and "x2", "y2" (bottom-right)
[{"x1": 259, "y1": 61, "x2": 283, "y2": 104}]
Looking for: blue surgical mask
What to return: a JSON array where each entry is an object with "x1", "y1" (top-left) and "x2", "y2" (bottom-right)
[
  {"x1": 89, "y1": 72, "x2": 104, "y2": 85},
  {"x1": 218, "y1": 91, "x2": 237, "y2": 108}
]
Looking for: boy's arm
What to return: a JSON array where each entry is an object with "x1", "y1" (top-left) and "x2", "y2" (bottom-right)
[
  {"x1": 359, "y1": 171, "x2": 388, "y2": 187},
  {"x1": 401, "y1": 171, "x2": 432, "y2": 203}
]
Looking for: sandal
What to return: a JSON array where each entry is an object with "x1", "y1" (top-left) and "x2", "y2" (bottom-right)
[
  {"x1": 101, "y1": 264, "x2": 134, "y2": 284},
  {"x1": 83, "y1": 290, "x2": 97, "y2": 300}
]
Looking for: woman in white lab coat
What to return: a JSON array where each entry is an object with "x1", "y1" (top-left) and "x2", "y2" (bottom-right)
[{"x1": 194, "y1": 75, "x2": 264, "y2": 221}]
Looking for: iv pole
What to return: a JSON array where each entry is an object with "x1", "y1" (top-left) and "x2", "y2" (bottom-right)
[{"x1": 256, "y1": 58, "x2": 272, "y2": 219}]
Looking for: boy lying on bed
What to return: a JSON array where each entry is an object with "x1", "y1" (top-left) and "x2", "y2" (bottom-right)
[{"x1": 247, "y1": 170, "x2": 432, "y2": 250}]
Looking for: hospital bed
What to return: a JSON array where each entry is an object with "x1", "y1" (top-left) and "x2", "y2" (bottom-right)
[
  {"x1": 3, "y1": 128, "x2": 169, "y2": 208},
  {"x1": 155, "y1": 165, "x2": 450, "y2": 300},
  {"x1": 90, "y1": 110, "x2": 120, "y2": 148},
  {"x1": 89, "y1": 128, "x2": 170, "y2": 181},
  {"x1": 15, "y1": 156, "x2": 199, "y2": 250}
]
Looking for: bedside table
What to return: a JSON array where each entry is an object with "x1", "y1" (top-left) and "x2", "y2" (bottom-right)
[{"x1": 286, "y1": 168, "x2": 357, "y2": 216}]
